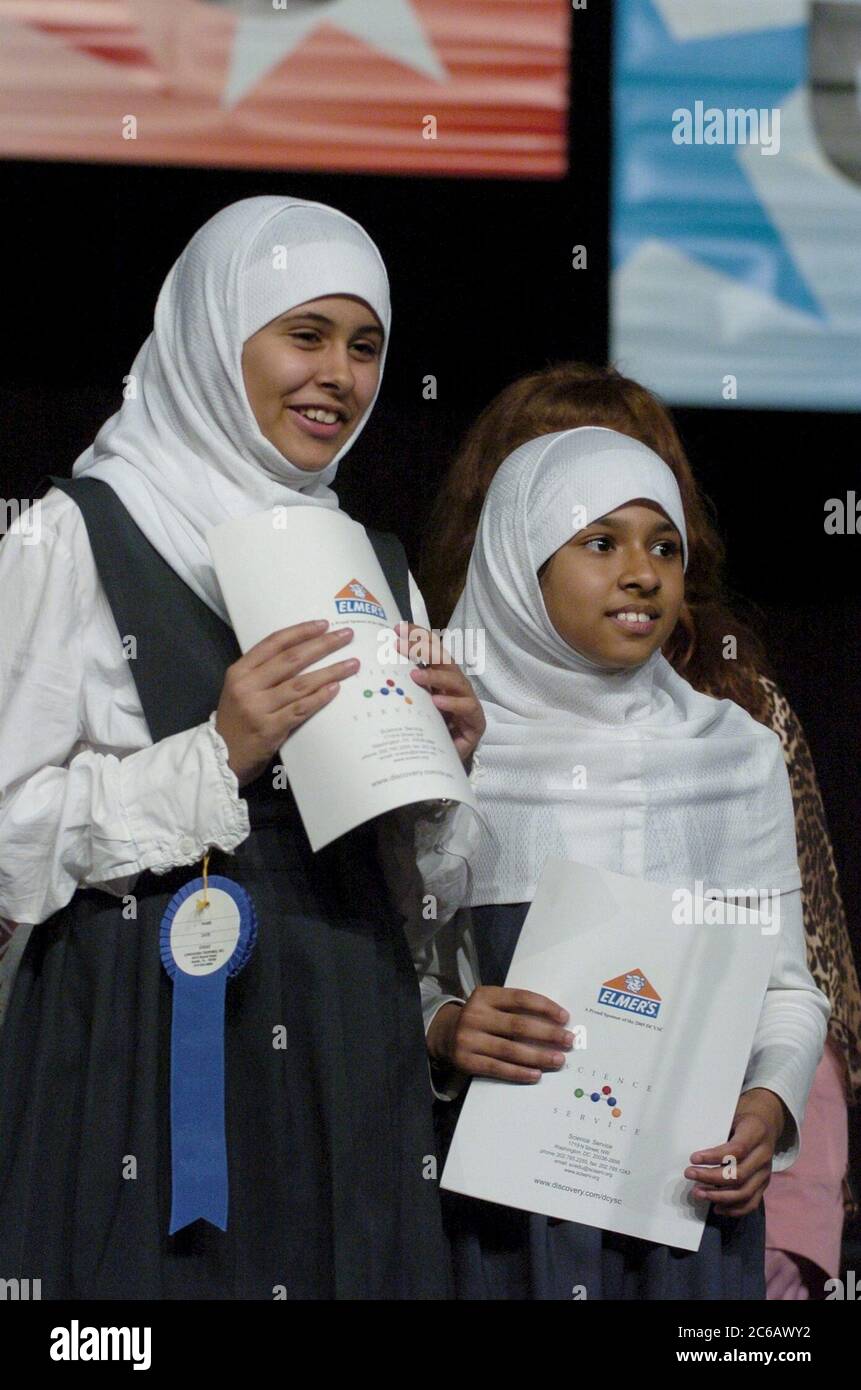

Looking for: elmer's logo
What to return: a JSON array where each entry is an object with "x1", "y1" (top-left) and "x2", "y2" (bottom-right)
[
  {"x1": 334, "y1": 579, "x2": 386, "y2": 621},
  {"x1": 597, "y1": 969, "x2": 662, "y2": 1019}
]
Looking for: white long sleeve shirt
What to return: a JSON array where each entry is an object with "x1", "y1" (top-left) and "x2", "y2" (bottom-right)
[{"x1": 0, "y1": 488, "x2": 475, "y2": 1038}]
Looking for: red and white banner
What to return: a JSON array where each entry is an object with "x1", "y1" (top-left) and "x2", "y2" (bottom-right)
[{"x1": 0, "y1": 0, "x2": 570, "y2": 177}]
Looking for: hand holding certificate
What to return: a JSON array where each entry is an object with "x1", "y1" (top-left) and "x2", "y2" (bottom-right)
[
  {"x1": 207, "y1": 507, "x2": 477, "y2": 850},
  {"x1": 211, "y1": 618, "x2": 361, "y2": 788},
  {"x1": 440, "y1": 858, "x2": 781, "y2": 1251}
]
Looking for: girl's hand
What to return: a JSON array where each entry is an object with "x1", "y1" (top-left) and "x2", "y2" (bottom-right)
[
  {"x1": 427, "y1": 988, "x2": 573, "y2": 1083},
  {"x1": 216, "y1": 620, "x2": 359, "y2": 787},
  {"x1": 683, "y1": 1087, "x2": 788, "y2": 1217},
  {"x1": 394, "y1": 621, "x2": 485, "y2": 764}
]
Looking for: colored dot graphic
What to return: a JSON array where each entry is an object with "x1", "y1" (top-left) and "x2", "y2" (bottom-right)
[
  {"x1": 574, "y1": 1086, "x2": 621, "y2": 1118},
  {"x1": 363, "y1": 679, "x2": 413, "y2": 704}
]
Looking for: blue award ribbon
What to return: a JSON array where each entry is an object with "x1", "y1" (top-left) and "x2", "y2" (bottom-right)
[{"x1": 160, "y1": 870, "x2": 257, "y2": 1235}]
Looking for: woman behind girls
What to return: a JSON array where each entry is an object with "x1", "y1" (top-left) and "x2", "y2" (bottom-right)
[
  {"x1": 417, "y1": 408, "x2": 832, "y2": 1300},
  {"x1": 0, "y1": 195, "x2": 484, "y2": 1300},
  {"x1": 421, "y1": 363, "x2": 860, "y2": 1300}
]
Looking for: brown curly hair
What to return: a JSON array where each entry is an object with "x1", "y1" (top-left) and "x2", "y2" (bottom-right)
[{"x1": 419, "y1": 361, "x2": 774, "y2": 723}]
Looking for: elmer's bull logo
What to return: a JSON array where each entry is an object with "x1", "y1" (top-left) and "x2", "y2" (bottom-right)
[
  {"x1": 598, "y1": 969, "x2": 662, "y2": 1019},
  {"x1": 334, "y1": 579, "x2": 386, "y2": 621}
]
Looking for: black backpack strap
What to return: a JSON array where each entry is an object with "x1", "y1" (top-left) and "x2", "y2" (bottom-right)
[
  {"x1": 363, "y1": 526, "x2": 414, "y2": 625},
  {"x1": 36, "y1": 475, "x2": 239, "y2": 742}
]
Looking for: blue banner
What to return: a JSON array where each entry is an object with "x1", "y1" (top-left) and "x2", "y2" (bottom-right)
[{"x1": 611, "y1": 0, "x2": 861, "y2": 410}]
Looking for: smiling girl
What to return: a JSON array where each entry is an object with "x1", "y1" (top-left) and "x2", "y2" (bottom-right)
[
  {"x1": 422, "y1": 361, "x2": 861, "y2": 1299},
  {"x1": 423, "y1": 426, "x2": 830, "y2": 1300},
  {"x1": 0, "y1": 196, "x2": 483, "y2": 1299}
]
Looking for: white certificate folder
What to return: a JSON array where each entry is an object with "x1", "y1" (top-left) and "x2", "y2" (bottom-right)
[
  {"x1": 206, "y1": 507, "x2": 474, "y2": 851},
  {"x1": 441, "y1": 858, "x2": 780, "y2": 1251}
]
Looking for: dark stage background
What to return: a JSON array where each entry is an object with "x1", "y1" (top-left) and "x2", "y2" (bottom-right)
[{"x1": 2, "y1": 6, "x2": 859, "y2": 1221}]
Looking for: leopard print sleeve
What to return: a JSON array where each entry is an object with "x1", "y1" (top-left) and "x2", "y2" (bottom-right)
[{"x1": 759, "y1": 675, "x2": 861, "y2": 1106}]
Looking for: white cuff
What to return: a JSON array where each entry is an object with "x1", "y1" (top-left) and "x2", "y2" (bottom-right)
[{"x1": 118, "y1": 714, "x2": 250, "y2": 875}]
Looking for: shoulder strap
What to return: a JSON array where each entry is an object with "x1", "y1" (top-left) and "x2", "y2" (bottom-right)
[
  {"x1": 37, "y1": 475, "x2": 239, "y2": 743},
  {"x1": 364, "y1": 526, "x2": 414, "y2": 624}
]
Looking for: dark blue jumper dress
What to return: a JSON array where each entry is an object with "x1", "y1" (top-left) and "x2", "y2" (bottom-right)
[{"x1": 0, "y1": 476, "x2": 450, "y2": 1300}]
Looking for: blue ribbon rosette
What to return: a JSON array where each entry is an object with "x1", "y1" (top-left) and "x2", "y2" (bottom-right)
[{"x1": 159, "y1": 869, "x2": 257, "y2": 1235}]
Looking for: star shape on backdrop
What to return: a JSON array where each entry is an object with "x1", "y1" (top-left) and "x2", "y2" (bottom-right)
[
  {"x1": 25, "y1": 0, "x2": 447, "y2": 111},
  {"x1": 21, "y1": 0, "x2": 450, "y2": 99},
  {"x1": 184, "y1": 0, "x2": 446, "y2": 108},
  {"x1": 616, "y1": 0, "x2": 822, "y2": 318}
]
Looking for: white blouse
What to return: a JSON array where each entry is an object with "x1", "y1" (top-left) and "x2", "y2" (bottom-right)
[{"x1": 0, "y1": 488, "x2": 478, "y2": 1057}]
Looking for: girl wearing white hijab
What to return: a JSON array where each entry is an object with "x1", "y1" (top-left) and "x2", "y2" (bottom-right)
[
  {"x1": 0, "y1": 195, "x2": 483, "y2": 1299},
  {"x1": 424, "y1": 426, "x2": 830, "y2": 1300}
]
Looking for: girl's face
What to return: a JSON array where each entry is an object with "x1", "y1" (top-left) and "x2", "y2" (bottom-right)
[
  {"x1": 539, "y1": 500, "x2": 684, "y2": 669},
  {"x1": 241, "y1": 294, "x2": 384, "y2": 471}
]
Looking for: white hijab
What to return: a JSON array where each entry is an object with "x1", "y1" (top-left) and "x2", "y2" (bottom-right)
[
  {"x1": 450, "y1": 427, "x2": 801, "y2": 905},
  {"x1": 72, "y1": 195, "x2": 391, "y2": 622}
]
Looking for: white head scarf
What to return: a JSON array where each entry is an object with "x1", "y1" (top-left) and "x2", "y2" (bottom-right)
[
  {"x1": 72, "y1": 195, "x2": 390, "y2": 622},
  {"x1": 450, "y1": 427, "x2": 801, "y2": 904}
]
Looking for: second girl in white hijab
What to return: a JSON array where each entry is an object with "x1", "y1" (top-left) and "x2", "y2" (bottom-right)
[{"x1": 424, "y1": 425, "x2": 829, "y2": 1300}]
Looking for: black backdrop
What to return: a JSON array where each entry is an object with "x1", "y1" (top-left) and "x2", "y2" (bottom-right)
[{"x1": 2, "y1": 6, "x2": 859, "y2": 1180}]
